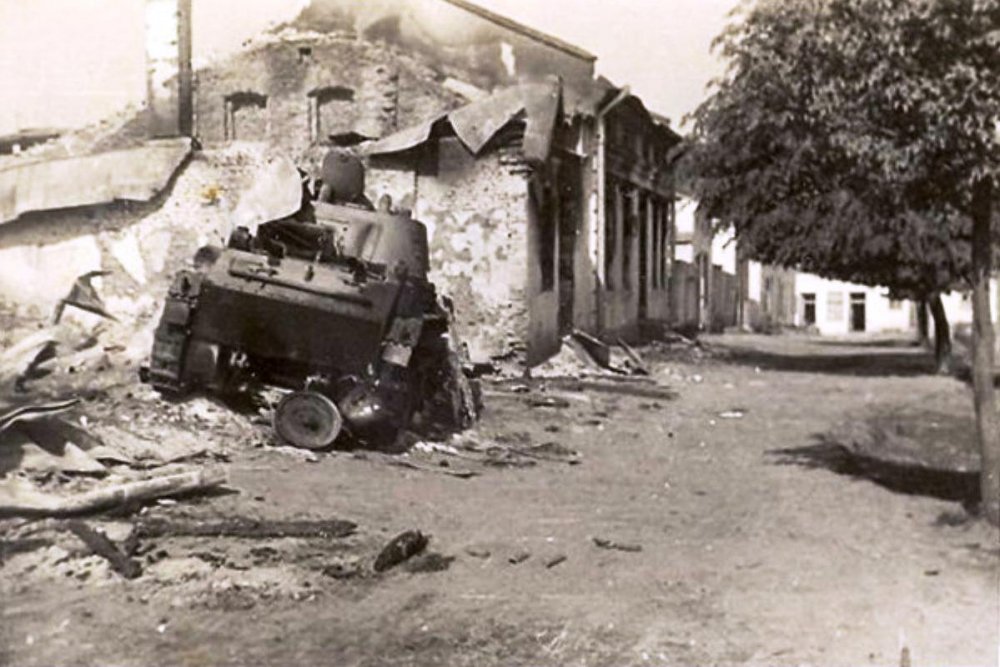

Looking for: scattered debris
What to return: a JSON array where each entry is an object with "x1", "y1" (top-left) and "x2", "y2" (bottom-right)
[
  {"x1": 527, "y1": 395, "x2": 571, "y2": 409},
  {"x1": 508, "y1": 549, "x2": 531, "y2": 565},
  {"x1": 368, "y1": 451, "x2": 479, "y2": 478},
  {"x1": 404, "y1": 552, "x2": 455, "y2": 573},
  {"x1": 0, "y1": 468, "x2": 227, "y2": 518},
  {"x1": 520, "y1": 441, "x2": 580, "y2": 464},
  {"x1": 65, "y1": 520, "x2": 142, "y2": 579},
  {"x1": 570, "y1": 330, "x2": 614, "y2": 370},
  {"x1": 544, "y1": 554, "x2": 567, "y2": 568},
  {"x1": 267, "y1": 445, "x2": 321, "y2": 463},
  {"x1": 616, "y1": 337, "x2": 650, "y2": 376},
  {"x1": 52, "y1": 271, "x2": 117, "y2": 323},
  {"x1": 718, "y1": 408, "x2": 747, "y2": 420},
  {"x1": 0, "y1": 398, "x2": 80, "y2": 437},
  {"x1": 374, "y1": 530, "x2": 429, "y2": 572},
  {"x1": 131, "y1": 516, "x2": 357, "y2": 541},
  {"x1": 592, "y1": 537, "x2": 642, "y2": 553},
  {"x1": 321, "y1": 560, "x2": 362, "y2": 580},
  {"x1": 464, "y1": 546, "x2": 491, "y2": 559},
  {"x1": 0, "y1": 331, "x2": 59, "y2": 389}
]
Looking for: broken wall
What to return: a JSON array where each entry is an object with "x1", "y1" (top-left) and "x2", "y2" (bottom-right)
[
  {"x1": 194, "y1": 34, "x2": 463, "y2": 160},
  {"x1": 0, "y1": 146, "x2": 288, "y2": 355}
]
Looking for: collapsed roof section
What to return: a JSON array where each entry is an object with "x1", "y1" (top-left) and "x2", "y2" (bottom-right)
[
  {"x1": 363, "y1": 76, "x2": 681, "y2": 165},
  {"x1": 363, "y1": 78, "x2": 561, "y2": 164},
  {"x1": 0, "y1": 138, "x2": 192, "y2": 227}
]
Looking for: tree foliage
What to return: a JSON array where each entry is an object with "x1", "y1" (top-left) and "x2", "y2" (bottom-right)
[{"x1": 685, "y1": 0, "x2": 1000, "y2": 297}]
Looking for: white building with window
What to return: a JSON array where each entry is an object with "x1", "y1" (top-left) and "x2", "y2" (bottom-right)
[{"x1": 794, "y1": 273, "x2": 914, "y2": 335}]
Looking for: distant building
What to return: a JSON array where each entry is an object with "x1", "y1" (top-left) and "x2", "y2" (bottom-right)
[
  {"x1": 794, "y1": 274, "x2": 914, "y2": 335},
  {"x1": 673, "y1": 202, "x2": 795, "y2": 332}
]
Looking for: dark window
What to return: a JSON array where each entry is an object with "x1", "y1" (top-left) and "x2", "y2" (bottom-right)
[
  {"x1": 622, "y1": 190, "x2": 641, "y2": 291},
  {"x1": 803, "y1": 293, "x2": 816, "y2": 325},
  {"x1": 534, "y1": 179, "x2": 556, "y2": 293},
  {"x1": 224, "y1": 91, "x2": 267, "y2": 141},
  {"x1": 308, "y1": 86, "x2": 355, "y2": 143},
  {"x1": 604, "y1": 179, "x2": 618, "y2": 290}
]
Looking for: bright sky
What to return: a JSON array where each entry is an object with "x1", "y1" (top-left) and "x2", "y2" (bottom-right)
[{"x1": 0, "y1": 0, "x2": 738, "y2": 135}]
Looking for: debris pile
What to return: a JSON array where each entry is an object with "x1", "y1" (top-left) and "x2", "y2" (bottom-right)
[{"x1": 530, "y1": 330, "x2": 650, "y2": 379}]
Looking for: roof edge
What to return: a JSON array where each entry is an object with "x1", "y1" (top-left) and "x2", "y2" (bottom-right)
[{"x1": 440, "y1": 0, "x2": 597, "y2": 62}]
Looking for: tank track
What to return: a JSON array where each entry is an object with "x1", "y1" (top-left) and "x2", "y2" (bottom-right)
[{"x1": 145, "y1": 271, "x2": 201, "y2": 394}]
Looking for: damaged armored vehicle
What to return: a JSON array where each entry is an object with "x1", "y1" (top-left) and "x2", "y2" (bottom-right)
[{"x1": 142, "y1": 150, "x2": 476, "y2": 449}]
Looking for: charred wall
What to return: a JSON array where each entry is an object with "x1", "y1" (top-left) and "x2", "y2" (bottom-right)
[{"x1": 280, "y1": 0, "x2": 596, "y2": 91}]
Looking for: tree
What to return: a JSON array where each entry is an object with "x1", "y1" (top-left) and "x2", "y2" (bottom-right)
[{"x1": 686, "y1": 0, "x2": 1000, "y2": 523}]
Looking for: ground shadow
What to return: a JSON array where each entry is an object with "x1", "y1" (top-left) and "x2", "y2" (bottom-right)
[
  {"x1": 720, "y1": 341, "x2": 935, "y2": 377},
  {"x1": 769, "y1": 434, "x2": 980, "y2": 506}
]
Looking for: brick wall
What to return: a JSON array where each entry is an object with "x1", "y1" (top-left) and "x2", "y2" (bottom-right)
[{"x1": 194, "y1": 34, "x2": 463, "y2": 161}]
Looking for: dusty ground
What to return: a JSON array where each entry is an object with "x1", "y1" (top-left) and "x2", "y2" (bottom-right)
[{"x1": 1, "y1": 334, "x2": 997, "y2": 667}]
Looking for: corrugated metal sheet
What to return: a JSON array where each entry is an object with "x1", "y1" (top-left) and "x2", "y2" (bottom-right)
[
  {"x1": 363, "y1": 79, "x2": 561, "y2": 164},
  {"x1": 0, "y1": 138, "x2": 192, "y2": 226}
]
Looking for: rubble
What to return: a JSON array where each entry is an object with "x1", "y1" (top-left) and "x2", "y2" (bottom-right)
[
  {"x1": 373, "y1": 530, "x2": 429, "y2": 572},
  {"x1": 53, "y1": 271, "x2": 117, "y2": 323},
  {"x1": 592, "y1": 537, "x2": 642, "y2": 553},
  {"x1": 65, "y1": 520, "x2": 142, "y2": 580}
]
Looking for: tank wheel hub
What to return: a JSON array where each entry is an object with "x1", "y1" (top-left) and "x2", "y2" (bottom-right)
[{"x1": 273, "y1": 391, "x2": 343, "y2": 450}]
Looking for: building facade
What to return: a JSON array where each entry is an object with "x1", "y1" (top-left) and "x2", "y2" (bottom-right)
[
  {"x1": 794, "y1": 274, "x2": 914, "y2": 335},
  {"x1": 365, "y1": 78, "x2": 680, "y2": 366}
]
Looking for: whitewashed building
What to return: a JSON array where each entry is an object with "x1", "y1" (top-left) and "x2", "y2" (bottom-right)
[{"x1": 794, "y1": 274, "x2": 914, "y2": 335}]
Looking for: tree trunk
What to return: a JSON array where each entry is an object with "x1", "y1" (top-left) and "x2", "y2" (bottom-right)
[
  {"x1": 970, "y1": 179, "x2": 999, "y2": 525},
  {"x1": 928, "y1": 292, "x2": 951, "y2": 374},
  {"x1": 916, "y1": 297, "x2": 930, "y2": 347}
]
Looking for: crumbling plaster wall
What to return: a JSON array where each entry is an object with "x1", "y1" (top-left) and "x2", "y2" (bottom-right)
[
  {"x1": 370, "y1": 140, "x2": 531, "y2": 363},
  {"x1": 0, "y1": 147, "x2": 286, "y2": 352}
]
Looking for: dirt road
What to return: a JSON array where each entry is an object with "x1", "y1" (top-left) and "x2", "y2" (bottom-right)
[{"x1": 2, "y1": 335, "x2": 997, "y2": 666}]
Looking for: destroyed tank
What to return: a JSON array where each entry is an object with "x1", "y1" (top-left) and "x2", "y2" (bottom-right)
[{"x1": 142, "y1": 151, "x2": 461, "y2": 449}]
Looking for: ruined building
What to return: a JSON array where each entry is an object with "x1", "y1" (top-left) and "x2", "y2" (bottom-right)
[
  {"x1": 365, "y1": 77, "x2": 681, "y2": 365},
  {"x1": 1, "y1": 0, "x2": 682, "y2": 369}
]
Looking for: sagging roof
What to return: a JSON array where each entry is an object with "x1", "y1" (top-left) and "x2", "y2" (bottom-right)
[
  {"x1": 440, "y1": 0, "x2": 596, "y2": 62},
  {"x1": 364, "y1": 76, "x2": 682, "y2": 165},
  {"x1": 364, "y1": 78, "x2": 561, "y2": 164},
  {"x1": 0, "y1": 138, "x2": 192, "y2": 226}
]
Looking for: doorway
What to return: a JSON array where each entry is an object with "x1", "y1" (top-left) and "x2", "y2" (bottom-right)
[{"x1": 850, "y1": 292, "x2": 867, "y2": 332}]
